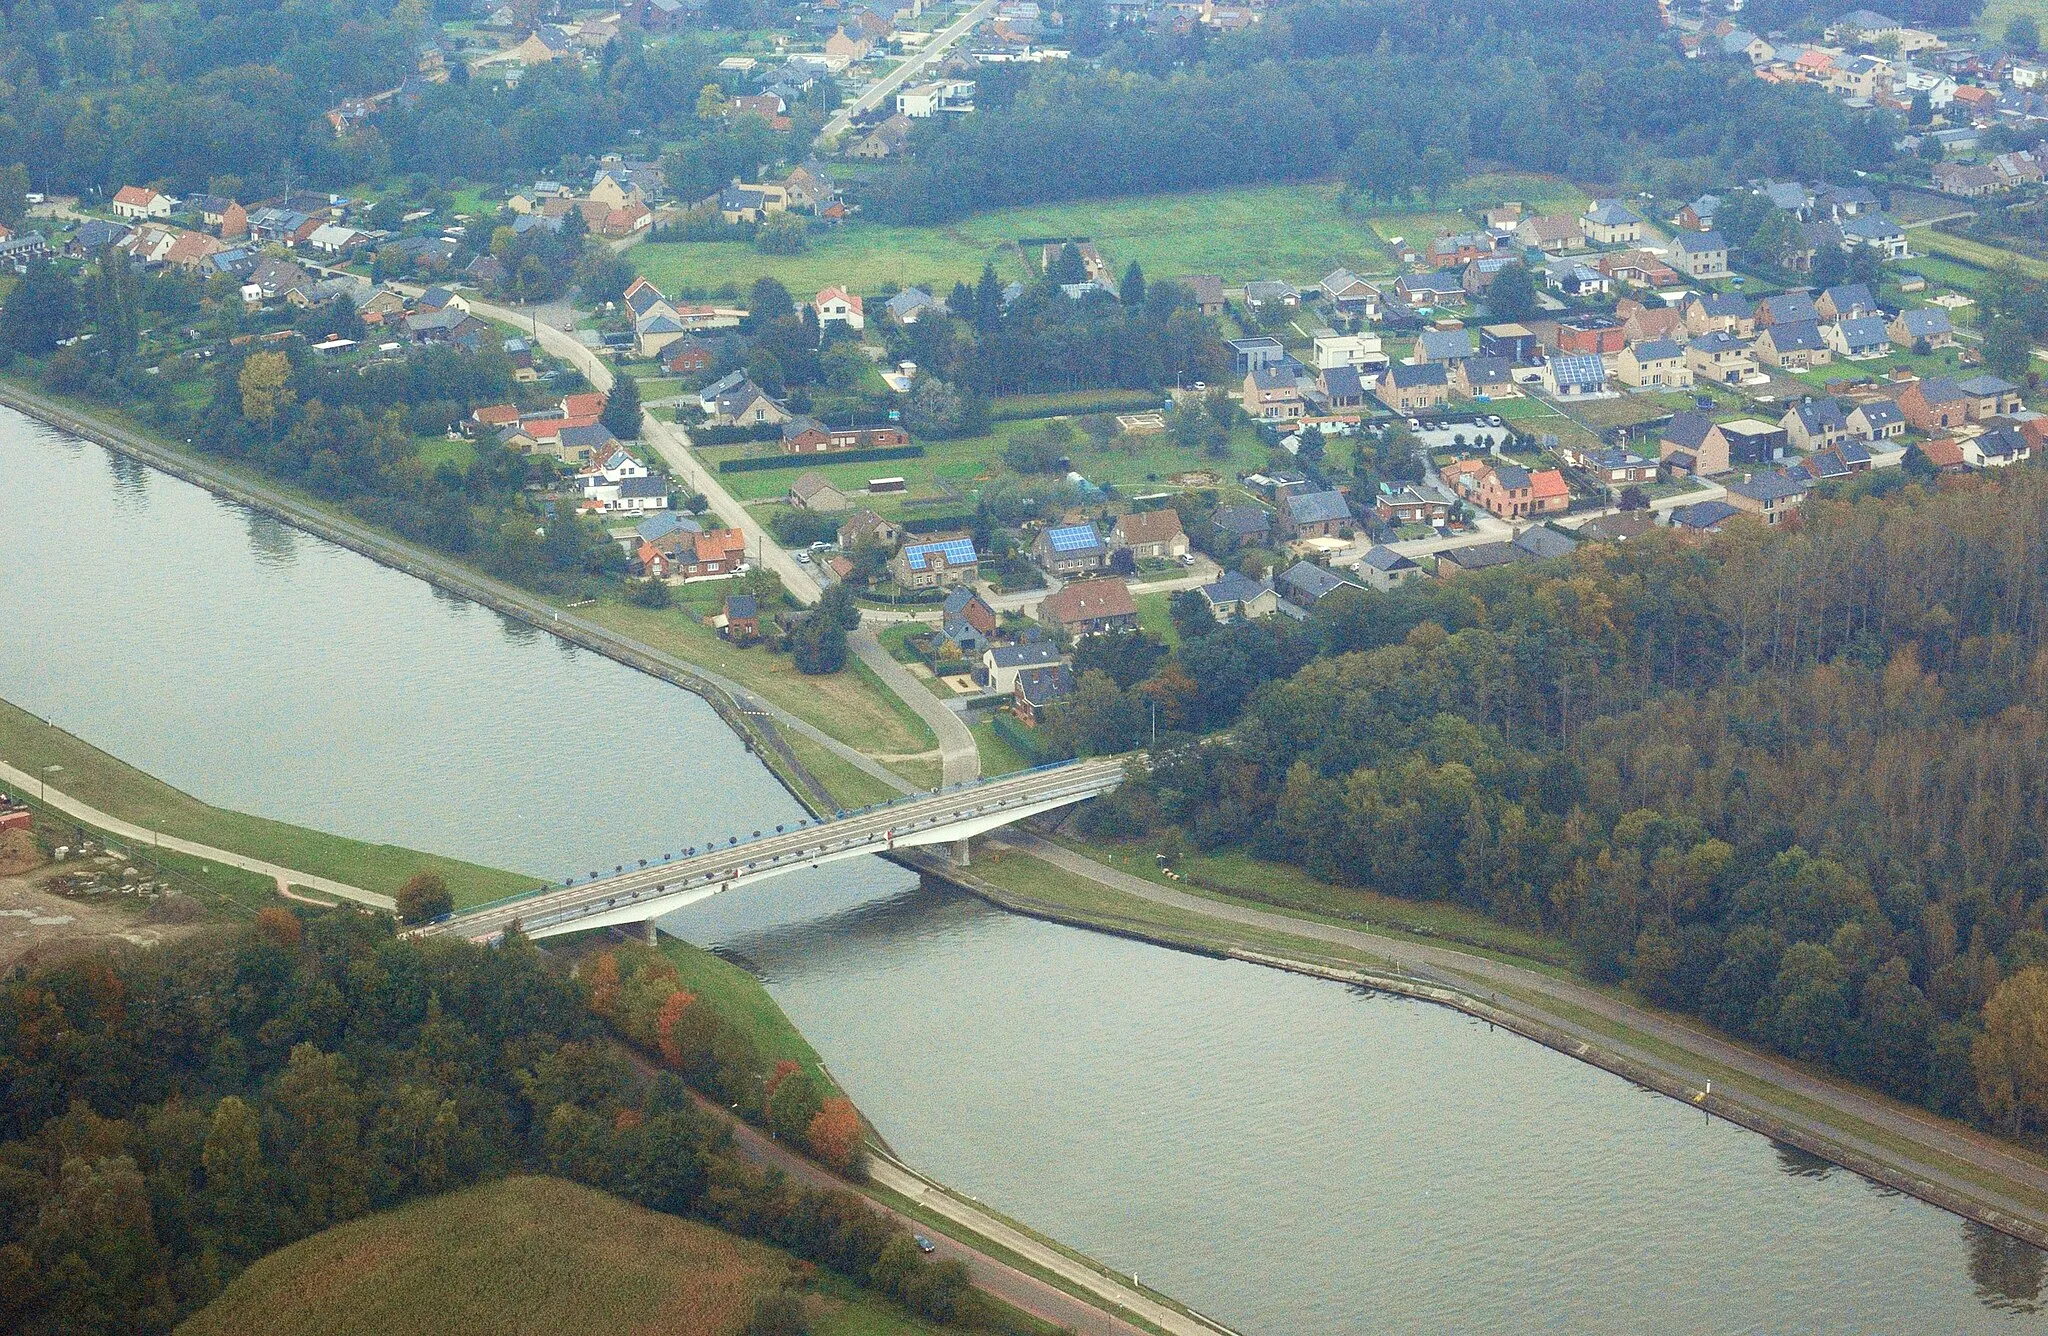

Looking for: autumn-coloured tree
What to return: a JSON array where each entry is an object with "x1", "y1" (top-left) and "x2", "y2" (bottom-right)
[
  {"x1": 584, "y1": 951, "x2": 622, "y2": 1020},
  {"x1": 656, "y1": 988, "x2": 698, "y2": 1067},
  {"x1": 394, "y1": 872, "x2": 452, "y2": 925},
  {"x1": 254, "y1": 907, "x2": 302, "y2": 950},
  {"x1": 807, "y1": 1097, "x2": 862, "y2": 1172},
  {"x1": 1976, "y1": 968, "x2": 2048, "y2": 1133},
  {"x1": 237, "y1": 351, "x2": 294, "y2": 429}
]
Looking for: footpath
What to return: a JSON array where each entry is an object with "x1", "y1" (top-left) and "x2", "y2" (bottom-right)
[{"x1": 0, "y1": 759, "x2": 390, "y2": 910}]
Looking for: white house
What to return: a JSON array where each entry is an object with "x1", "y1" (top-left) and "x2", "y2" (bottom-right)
[
  {"x1": 814, "y1": 285, "x2": 865, "y2": 332},
  {"x1": 111, "y1": 186, "x2": 173, "y2": 220}
]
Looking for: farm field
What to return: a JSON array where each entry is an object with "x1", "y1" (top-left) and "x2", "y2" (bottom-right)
[
  {"x1": 633, "y1": 175, "x2": 1580, "y2": 298},
  {"x1": 177, "y1": 1176, "x2": 793, "y2": 1336}
]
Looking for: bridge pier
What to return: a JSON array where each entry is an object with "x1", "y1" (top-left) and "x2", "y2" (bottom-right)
[
  {"x1": 952, "y1": 837, "x2": 972, "y2": 868},
  {"x1": 643, "y1": 919, "x2": 659, "y2": 946}
]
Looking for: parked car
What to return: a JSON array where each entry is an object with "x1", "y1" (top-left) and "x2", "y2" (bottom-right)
[{"x1": 915, "y1": 1235, "x2": 937, "y2": 1254}]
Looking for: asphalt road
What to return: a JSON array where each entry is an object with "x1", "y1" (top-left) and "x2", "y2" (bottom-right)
[
  {"x1": 996, "y1": 829, "x2": 2048, "y2": 1237},
  {"x1": 819, "y1": 0, "x2": 1003, "y2": 142}
]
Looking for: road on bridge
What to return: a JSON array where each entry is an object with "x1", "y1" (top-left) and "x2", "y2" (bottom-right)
[{"x1": 415, "y1": 758, "x2": 1127, "y2": 941}]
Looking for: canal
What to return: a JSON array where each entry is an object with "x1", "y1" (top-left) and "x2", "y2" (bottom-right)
[{"x1": 3, "y1": 409, "x2": 2042, "y2": 1331}]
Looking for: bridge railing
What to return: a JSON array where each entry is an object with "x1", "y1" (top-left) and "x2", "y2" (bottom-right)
[{"x1": 450, "y1": 757, "x2": 1119, "y2": 923}]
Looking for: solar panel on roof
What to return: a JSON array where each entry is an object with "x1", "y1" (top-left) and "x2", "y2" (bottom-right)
[
  {"x1": 906, "y1": 538, "x2": 977, "y2": 571},
  {"x1": 1046, "y1": 525, "x2": 1101, "y2": 552}
]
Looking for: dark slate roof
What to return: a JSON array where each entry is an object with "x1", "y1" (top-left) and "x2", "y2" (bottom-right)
[
  {"x1": 1202, "y1": 570, "x2": 1271, "y2": 604},
  {"x1": 1279, "y1": 560, "x2": 1362, "y2": 605},
  {"x1": 1388, "y1": 362, "x2": 1448, "y2": 388},
  {"x1": 1729, "y1": 471, "x2": 1810, "y2": 504},
  {"x1": 1663, "y1": 411, "x2": 1718, "y2": 450},
  {"x1": 1671, "y1": 499, "x2": 1739, "y2": 529},
  {"x1": 1758, "y1": 292, "x2": 1818, "y2": 324},
  {"x1": 1493, "y1": 463, "x2": 1532, "y2": 489},
  {"x1": 1213, "y1": 505, "x2": 1271, "y2": 536},
  {"x1": 1675, "y1": 230, "x2": 1727, "y2": 253},
  {"x1": 1513, "y1": 526, "x2": 1579, "y2": 560},
  {"x1": 1015, "y1": 664, "x2": 1076, "y2": 707},
  {"x1": 1284, "y1": 489, "x2": 1351, "y2": 525},
  {"x1": 1360, "y1": 545, "x2": 1418, "y2": 573},
  {"x1": 1323, "y1": 365, "x2": 1366, "y2": 399},
  {"x1": 1793, "y1": 398, "x2": 1848, "y2": 434},
  {"x1": 1766, "y1": 319, "x2": 1826, "y2": 352}
]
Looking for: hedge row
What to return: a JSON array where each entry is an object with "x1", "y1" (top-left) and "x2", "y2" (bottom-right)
[
  {"x1": 690, "y1": 422, "x2": 783, "y2": 446},
  {"x1": 718, "y1": 444, "x2": 926, "y2": 474},
  {"x1": 992, "y1": 711, "x2": 1051, "y2": 763}
]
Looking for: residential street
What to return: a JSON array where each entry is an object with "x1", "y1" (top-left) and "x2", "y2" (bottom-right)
[{"x1": 819, "y1": 0, "x2": 1003, "y2": 141}]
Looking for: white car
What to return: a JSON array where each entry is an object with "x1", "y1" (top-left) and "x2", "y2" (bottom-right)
[{"x1": 795, "y1": 551, "x2": 811, "y2": 564}]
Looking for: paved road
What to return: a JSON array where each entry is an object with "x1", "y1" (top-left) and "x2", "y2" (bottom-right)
[
  {"x1": 819, "y1": 0, "x2": 1002, "y2": 141},
  {"x1": 699, "y1": 1091, "x2": 1223, "y2": 1335},
  {"x1": 416, "y1": 760, "x2": 1123, "y2": 941},
  {"x1": 850, "y1": 630, "x2": 980, "y2": 784},
  {"x1": 0, "y1": 759, "x2": 390, "y2": 911},
  {"x1": 994, "y1": 830, "x2": 2048, "y2": 1237}
]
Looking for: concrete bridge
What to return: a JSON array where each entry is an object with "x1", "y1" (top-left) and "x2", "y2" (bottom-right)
[{"x1": 411, "y1": 758, "x2": 1129, "y2": 943}]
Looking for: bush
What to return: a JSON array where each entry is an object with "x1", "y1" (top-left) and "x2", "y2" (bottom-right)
[
  {"x1": 627, "y1": 577, "x2": 672, "y2": 608},
  {"x1": 769, "y1": 510, "x2": 842, "y2": 548}
]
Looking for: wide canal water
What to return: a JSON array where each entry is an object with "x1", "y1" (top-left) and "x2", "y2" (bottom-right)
[{"x1": 4, "y1": 409, "x2": 2044, "y2": 1331}]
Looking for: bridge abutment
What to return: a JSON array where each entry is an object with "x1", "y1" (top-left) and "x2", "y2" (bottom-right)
[{"x1": 952, "y1": 837, "x2": 972, "y2": 867}]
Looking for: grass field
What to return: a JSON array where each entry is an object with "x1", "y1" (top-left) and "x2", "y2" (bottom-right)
[
  {"x1": 635, "y1": 175, "x2": 1580, "y2": 297},
  {"x1": 657, "y1": 937, "x2": 841, "y2": 1092},
  {"x1": 570, "y1": 595, "x2": 938, "y2": 760},
  {"x1": 0, "y1": 697, "x2": 535, "y2": 905},
  {"x1": 1910, "y1": 226, "x2": 2048, "y2": 281},
  {"x1": 971, "y1": 720, "x2": 1034, "y2": 777},
  {"x1": 1978, "y1": 0, "x2": 2048, "y2": 38},
  {"x1": 177, "y1": 1176, "x2": 791, "y2": 1336}
]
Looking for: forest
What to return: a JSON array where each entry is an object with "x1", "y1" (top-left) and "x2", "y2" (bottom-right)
[
  {"x1": 867, "y1": 0, "x2": 1901, "y2": 223},
  {"x1": 0, "y1": 910, "x2": 982, "y2": 1336},
  {"x1": 1061, "y1": 470, "x2": 2048, "y2": 1135}
]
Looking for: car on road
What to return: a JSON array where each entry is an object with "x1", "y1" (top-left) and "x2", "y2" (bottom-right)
[
  {"x1": 915, "y1": 1235, "x2": 937, "y2": 1254},
  {"x1": 795, "y1": 551, "x2": 811, "y2": 564}
]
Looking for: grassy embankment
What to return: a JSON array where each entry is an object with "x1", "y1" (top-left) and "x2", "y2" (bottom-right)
[
  {"x1": 0, "y1": 698, "x2": 533, "y2": 906},
  {"x1": 968, "y1": 837, "x2": 2048, "y2": 1217},
  {"x1": 175, "y1": 1175, "x2": 952, "y2": 1336},
  {"x1": 635, "y1": 174, "x2": 1584, "y2": 296},
  {"x1": 658, "y1": 935, "x2": 840, "y2": 1093}
]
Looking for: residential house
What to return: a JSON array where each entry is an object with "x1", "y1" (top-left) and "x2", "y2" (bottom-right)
[
  {"x1": 1279, "y1": 488, "x2": 1352, "y2": 539},
  {"x1": 1841, "y1": 214, "x2": 1908, "y2": 259},
  {"x1": 1660, "y1": 410, "x2": 1725, "y2": 475},
  {"x1": 1377, "y1": 362, "x2": 1450, "y2": 413},
  {"x1": 1037, "y1": 577, "x2": 1139, "y2": 638},
  {"x1": 1682, "y1": 292, "x2": 1755, "y2": 337},
  {"x1": 814, "y1": 286, "x2": 864, "y2": 331},
  {"x1": 1754, "y1": 320, "x2": 1832, "y2": 370},
  {"x1": 982, "y1": 641, "x2": 1063, "y2": 694},
  {"x1": 849, "y1": 115, "x2": 914, "y2": 159},
  {"x1": 1957, "y1": 374, "x2": 2025, "y2": 419},
  {"x1": 1374, "y1": 484, "x2": 1451, "y2": 527},
  {"x1": 1847, "y1": 399, "x2": 1906, "y2": 440},
  {"x1": 1543, "y1": 353, "x2": 1610, "y2": 398},
  {"x1": 1962, "y1": 424, "x2": 2033, "y2": 468},
  {"x1": 1671, "y1": 230, "x2": 1731, "y2": 279},
  {"x1": 1465, "y1": 463, "x2": 1570, "y2": 519},
  {"x1": 1242, "y1": 367, "x2": 1307, "y2": 422},
  {"x1": 1824, "y1": 316, "x2": 1892, "y2": 359},
  {"x1": 1321, "y1": 364, "x2": 1371, "y2": 411},
  {"x1": 1601, "y1": 251, "x2": 1682, "y2": 290},
  {"x1": 895, "y1": 79, "x2": 975, "y2": 118},
  {"x1": 1357, "y1": 545, "x2": 1425, "y2": 590},
  {"x1": 1670, "y1": 499, "x2": 1741, "y2": 535},
  {"x1": 1754, "y1": 292, "x2": 1819, "y2": 328},
  {"x1": 787, "y1": 472, "x2": 851, "y2": 511},
  {"x1": 1564, "y1": 445, "x2": 1659, "y2": 487},
  {"x1": 780, "y1": 418, "x2": 910, "y2": 455},
  {"x1": 938, "y1": 588, "x2": 1001, "y2": 654},
  {"x1": 111, "y1": 186, "x2": 173, "y2": 220},
  {"x1": 1719, "y1": 419, "x2": 1790, "y2": 466},
  {"x1": 1582, "y1": 200, "x2": 1645, "y2": 245},
  {"x1": 1199, "y1": 571, "x2": 1278, "y2": 622},
  {"x1": 1413, "y1": 328, "x2": 1476, "y2": 364},
  {"x1": 1211, "y1": 505, "x2": 1271, "y2": 546},
  {"x1": 1544, "y1": 258, "x2": 1612, "y2": 298},
  {"x1": 1618, "y1": 301, "x2": 1684, "y2": 344},
  {"x1": 1031, "y1": 523, "x2": 1109, "y2": 575},
  {"x1": 885, "y1": 287, "x2": 942, "y2": 324},
  {"x1": 1013, "y1": 665, "x2": 1076, "y2": 726},
  {"x1": 1678, "y1": 195, "x2": 1721, "y2": 231},
  {"x1": 1896, "y1": 375, "x2": 1973, "y2": 430},
  {"x1": 1243, "y1": 280, "x2": 1299, "y2": 310},
  {"x1": 1781, "y1": 397, "x2": 1849, "y2": 451},
  {"x1": 892, "y1": 535, "x2": 980, "y2": 589},
  {"x1": 1790, "y1": 439, "x2": 1874, "y2": 483},
  {"x1": 663, "y1": 338, "x2": 714, "y2": 375},
  {"x1": 1686, "y1": 332, "x2": 1757, "y2": 386},
  {"x1": 1556, "y1": 314, "x2": 1627, "y2": 356},
  {"x1": 1110, "y1": 509, "x2": 1188, "y2": 560},
  {"x1": 721, "y1": 595, "x2": 760, "y2": 643},
  {"x1": 1450, "y1": 356, "x2": 1516, "y2": 399},
  {"x1": 1227, "y1": 336, "x2": 1286, "y2": 373},
  {"x1": 1318, "y1": 269, "x2": 1381, "y2": 318},
  {"x1": 839, "y1": 509, "x2": 900, "y2": 551},
  {"x1": 1890, "y1": 307, "x2": 1956, "y2": 349},
  {"x1": 1515, "y1": 214, "x2": 1584, "y2": 253},
  {"x1": 1277, "y1": 561, "x2": 1365, "y2": 615},
  {"x1": 1615, "y1": 338, "x2": 1694, "y2": 389},
  {"x1": 1932, "y1": 163, "x2": 2005, "y2": 197},
  {"x1": 1392, "y1": 271, "x2": 1466, "y2": 308},
  {"x1": 1815, "y1": 283, "x2": 1879, "y2": 321},
  {"x1": 1479, "y1": 324, "x2": 1541, "y2": 365},
  {"x1": 1726, "y1": 470, "x2": 1810, "y2": 524}
]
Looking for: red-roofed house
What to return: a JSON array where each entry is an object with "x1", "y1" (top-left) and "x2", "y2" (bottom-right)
[
  {"x1": 111, "y1": 186, "x2": 173, "y2": 220},
  {"x1": 561, "y1": 392, "x2": 607, "y2": 419},
  {"x1": 815, "y1": 286, "x2": 864, "y2": 331}
]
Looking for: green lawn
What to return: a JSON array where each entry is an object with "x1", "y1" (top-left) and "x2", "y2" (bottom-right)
[
  {"x1": 971, "y1": 720, "x2": 1034, "y2": 778},
  {"x1": 570, "y1": 594, "x2": 938, "y2": 760},
  {"x1": 1132, "y1": 591, "x2": 1181, "y2": 649},
  {"x1": 416, "y1": 436, "x2": 476, "y2": 471},
  {"x1": 785, "y1": 731, "x2": 906, "y2": 811},
  {"x1": 1977, "y1": 0, "x2": 2048, "y2": 39},
  {"x1": 0, "y1": 697, "x2": 535, "y2": 905},
  {"x1": 657, "y1": 937, "x2": 839, "y2": 1093},
  {"x1": 636, "y1": 176, "x2": 1579, "y2": 298},
  {"x1": 1910, "y1": 227, "x2": 2048, "y2": 281}
]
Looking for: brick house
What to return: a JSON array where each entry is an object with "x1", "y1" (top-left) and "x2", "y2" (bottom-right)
[{"x1": 1037, "y1": 577, "x2": 1139, "y2": 638}]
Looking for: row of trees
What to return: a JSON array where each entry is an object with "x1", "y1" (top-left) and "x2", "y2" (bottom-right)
[
  {"x1": 1061, "y1": 470, "x2": 2048, "y2": 1134},
  {"x1": 0, "y1": 908, "x2": 975, "y2": 1335}
]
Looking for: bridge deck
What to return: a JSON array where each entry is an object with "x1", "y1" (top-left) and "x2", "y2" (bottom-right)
[{"x1": 412, "y1": 757, "x2": 1128, "y2": 942}]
